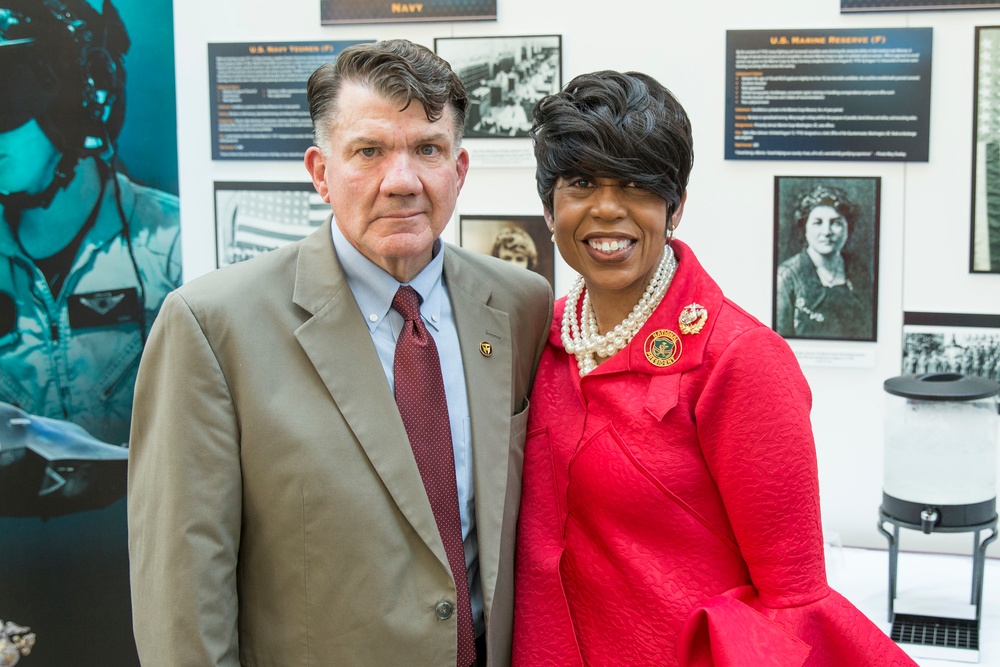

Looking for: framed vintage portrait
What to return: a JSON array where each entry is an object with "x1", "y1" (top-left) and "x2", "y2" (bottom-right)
[
  {"x1": 459, "y1": 215, "x2": 554, "y2": 288},
  {"x1": 971, "y1": 26, "x2": 1000, "y2": 272},
  {"x1": 902, "y1": 312, "x2": 1000, "y2": 382},
  {"x1": 772, "y1": 176, "x2": 881, "y2": 342},
  {"x1": 434, "y1": 35, "x2": 562, "y2": 139},
  {"x1": 214, "y1": 182, "x2": 327, "y2": 267}
]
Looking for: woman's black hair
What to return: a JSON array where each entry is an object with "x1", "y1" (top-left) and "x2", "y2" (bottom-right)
[{"x1": 531, "y1": 70, "x2": 693, "y2": 218}]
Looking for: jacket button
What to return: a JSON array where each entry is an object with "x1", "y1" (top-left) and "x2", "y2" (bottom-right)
[{"x1": 435, "y1": 601, "x2": 455, "y2": 620}]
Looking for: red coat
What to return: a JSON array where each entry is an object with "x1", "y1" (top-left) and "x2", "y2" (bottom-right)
[{"x1": 513, "y1": 241, "x2": 915, "y2": 666}]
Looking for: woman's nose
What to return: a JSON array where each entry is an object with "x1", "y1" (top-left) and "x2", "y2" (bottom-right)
[{"x1": 590, "y1": 185, "x2": 627, "y2": 220}]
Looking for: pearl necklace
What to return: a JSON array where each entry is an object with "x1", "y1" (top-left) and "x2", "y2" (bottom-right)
[{"x1": 561, "y1": 245, "x2": 678, "y2": 376}]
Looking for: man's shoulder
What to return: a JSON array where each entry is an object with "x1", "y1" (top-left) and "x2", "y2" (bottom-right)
[{"x1": 175, "y1": 241, "x2": 301, "y2": 309}]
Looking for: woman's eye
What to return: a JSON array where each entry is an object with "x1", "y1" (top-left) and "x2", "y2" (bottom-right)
[{"x1": 570, "y1": 178, "x2": 593, "y2": 189}]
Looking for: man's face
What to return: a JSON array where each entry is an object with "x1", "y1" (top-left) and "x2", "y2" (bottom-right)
[
  {"x1": 0, "y1": 119, "x2": 61, "y2": 196},
  {"x1": 305, "y1": 82, "x2": 469, "y2": 283}
]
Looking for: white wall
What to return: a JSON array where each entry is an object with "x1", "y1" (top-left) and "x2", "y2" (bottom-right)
[{"x1": 173, "y1": 0, "x2": 1000, "y2": 555}]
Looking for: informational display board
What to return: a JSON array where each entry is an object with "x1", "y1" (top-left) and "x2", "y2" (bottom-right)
[
  {"x1": 725, "y1": 28, "x2": 933, "y2": 161},
  {"x1": 320, "y1": 0, "x2": 496, "y2": 24},
  {"x1": 842, "y1": 0, "x2": 1000, "y2": 11},
  {"x1": 208, "y1": 40, "x2": 370, "y2": 160}
]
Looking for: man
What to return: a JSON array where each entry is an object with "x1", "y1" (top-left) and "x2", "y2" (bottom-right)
[
  {"x1": 0, "y1": 0, "x2": 182, "y2": 446},
  {"x1": 128, "y1": 39, "x2": 552, "y2": 666}
]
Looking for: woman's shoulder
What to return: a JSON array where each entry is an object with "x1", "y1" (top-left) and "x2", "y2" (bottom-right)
[
  {"x1": 842, "y1": 252, "x2": 872, "y2": 288},
  {"x1": 777, "y1": 249, "x2": 810, "y2": 276}
]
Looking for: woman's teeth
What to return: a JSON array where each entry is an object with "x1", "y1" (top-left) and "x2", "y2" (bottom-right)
[{"x1": 589, "y1": 239, "x2": 631, "y2": 253}]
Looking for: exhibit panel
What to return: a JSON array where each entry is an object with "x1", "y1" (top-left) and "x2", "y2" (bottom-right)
[
  {"x1": 3, "y1": 0, "x2": 995, "y2": 663},
  {"x1": 167, "y1": 0, "x2": 1000, "y2": 561}
]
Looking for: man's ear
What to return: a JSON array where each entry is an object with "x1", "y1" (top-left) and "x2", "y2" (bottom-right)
[
  {"x1": 454, "y1": 147, "x2": 470, "y2": 194},
  {"x1": 304, "y1": 147, "x2": 330, "y2": 202}
]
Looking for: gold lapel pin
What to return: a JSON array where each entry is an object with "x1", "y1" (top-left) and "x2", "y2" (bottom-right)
[
  {"x1": 480, "y1": 342, "x2": 493, "y2": 357},
  {"x1": 643, "y1": 329, "x2": 681, "y2": 367},
  {"x1": 678, "y1": 303, "x2": 708, "y2": 335}
]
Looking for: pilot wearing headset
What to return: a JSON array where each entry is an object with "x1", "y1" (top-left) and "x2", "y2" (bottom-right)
[{"x1": 0, "y1": 0, "x2": 181, "y2": 446}]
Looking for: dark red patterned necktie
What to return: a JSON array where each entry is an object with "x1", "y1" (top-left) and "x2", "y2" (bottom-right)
[{"x1": 392, "y1": 286, "x2": 476, "y2": 667}]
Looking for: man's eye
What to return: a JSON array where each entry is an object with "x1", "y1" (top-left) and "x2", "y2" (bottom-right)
[
  {"x1": 360, "y1": 147, "x2": 377, "y2": 157},
  {"x1": 418, "y1": 145, "x2": 438, "y2": 156},
  {"x1": 569, "y1": 178, "x2": 593, "y2": 189}
]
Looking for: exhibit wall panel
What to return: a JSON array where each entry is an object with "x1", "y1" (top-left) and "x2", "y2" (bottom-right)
[{"x1": 173, "y1": 0, "x2": 1000, "y2": 555}]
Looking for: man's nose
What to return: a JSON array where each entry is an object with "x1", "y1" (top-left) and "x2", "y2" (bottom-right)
[{"x1": 380, "y1": 153, "x2": 423, "y2": 195}]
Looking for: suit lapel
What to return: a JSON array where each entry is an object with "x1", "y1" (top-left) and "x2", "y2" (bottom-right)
[
  {"x1": 291, "y1": 221, "x2": 449, "y2": 569},
  {"x1": 444, "y1": 247, "x2": 513, "y2": 617}
]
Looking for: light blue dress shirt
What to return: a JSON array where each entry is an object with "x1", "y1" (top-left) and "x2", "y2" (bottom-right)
[{"x1": 330, "y1": 221, "x2": 483, "y2": 635}]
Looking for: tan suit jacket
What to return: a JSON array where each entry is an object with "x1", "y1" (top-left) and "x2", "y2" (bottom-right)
[{"x1": 127, "y1": 220, "x2": 552, "y2": 666}]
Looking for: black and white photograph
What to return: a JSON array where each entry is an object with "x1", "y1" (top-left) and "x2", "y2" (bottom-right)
[
  {"x1": 773, "y1": 176, "x2": 881, "y2": 342},
  {"x1": 434, "y1": 35, "x2": 561, "y2": 139},
  {"x1": 902, "y1": 312, "x2": 1000, "y2": 382},
  {"x1": 972, "y1": 26, "x2": 1000, "y2": 272},
  {"x1": 214, "y1": 182, "x2": 327, "y2": 267},
  {"x1": 459, "y1": 214, "x2": 554, "y2": 288}
]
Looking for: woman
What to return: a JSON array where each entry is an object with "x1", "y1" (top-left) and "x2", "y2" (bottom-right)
[
  {"x1": 512, "y1": 71, "x2": 915, "y2": 666},
  {"x1": 775, "y1": 185, "x2": 873, "y2": 340}
]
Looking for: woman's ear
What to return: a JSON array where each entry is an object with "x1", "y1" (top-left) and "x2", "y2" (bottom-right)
[{"x1": 669, "y1": 191, "x2": 688, "y2": 232}]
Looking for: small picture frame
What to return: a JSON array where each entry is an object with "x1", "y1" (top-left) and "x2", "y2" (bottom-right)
[
  {"x1": 434, "y1": 35, "x2": 562, "y2": 139},
  {"x1": 458, "y1": 215, "x2": 554, "y2": 288},
  {"x1": 773, "y1": 176, "x2": 881, "y2": 342},
  {"x1": 214, "y1": 182, "x2": 327, "y2": 267},
  {"x1": 902, "y1": 312, "x2": 1000, "y2": 383}
]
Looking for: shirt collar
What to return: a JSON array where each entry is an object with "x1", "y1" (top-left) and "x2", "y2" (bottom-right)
[{"x1": 330, "y1": 218, "x2": 446, "y2": 332}]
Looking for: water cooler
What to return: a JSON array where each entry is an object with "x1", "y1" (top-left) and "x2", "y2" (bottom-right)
[{"x1": 877, "y1": 372, "x2": 999, "y2": 662}]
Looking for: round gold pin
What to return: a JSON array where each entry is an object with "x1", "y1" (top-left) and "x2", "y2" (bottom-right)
[
  {"x1": 643, "y1": 329, "x2": 681, "y2": 367},
  {"x1": 480, "y1": 342, "x2": 493, "y2": 357}
]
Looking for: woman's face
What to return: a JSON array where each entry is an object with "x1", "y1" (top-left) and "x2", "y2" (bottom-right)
[
  {"x1": 547, "y1": 176, "x2": 675, "y2": 302},
  {"x1": 803, "y1": 204, "x2": 848, "y2": 257}
]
